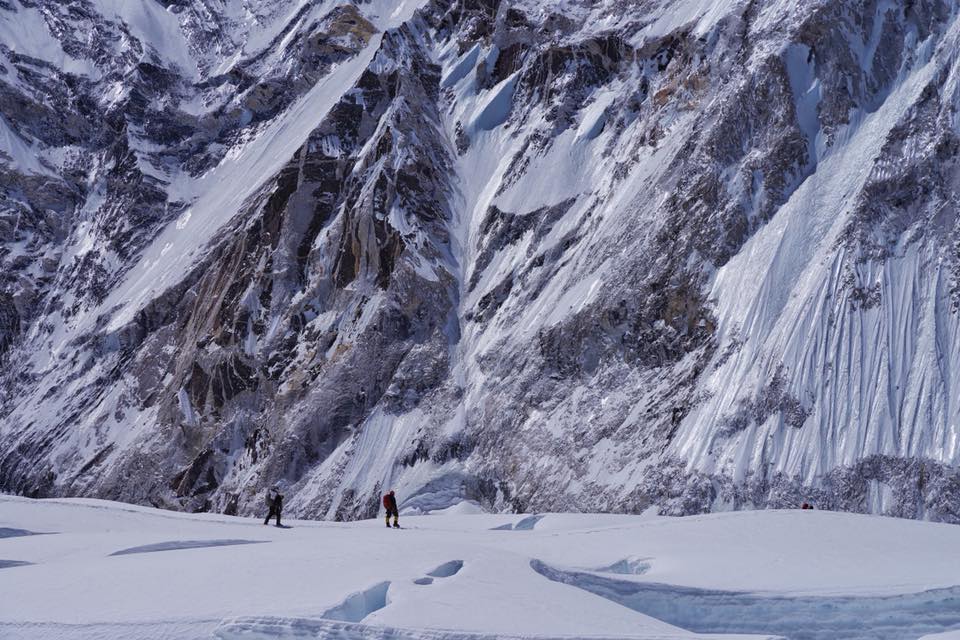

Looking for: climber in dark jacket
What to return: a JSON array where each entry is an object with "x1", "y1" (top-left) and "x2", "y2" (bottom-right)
[
  {"x1": 383, "y1": 490, "x2": 399, "y2": 528},
  {"x1": 264, "y1": 487, "x2": 283, "y2": 526}
]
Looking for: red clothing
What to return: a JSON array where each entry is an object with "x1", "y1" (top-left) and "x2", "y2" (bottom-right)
[{"x1": 383, "y1": 493, "x2": 398, "y2": 515}]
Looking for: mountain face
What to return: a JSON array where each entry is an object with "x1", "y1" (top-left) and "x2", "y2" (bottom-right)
[{"x1": 1, "y1": 0, "x2": 959, "y2": 522}]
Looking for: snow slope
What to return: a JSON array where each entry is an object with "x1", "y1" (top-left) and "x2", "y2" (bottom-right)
[{"x1": 2, "y1": 497, "x2": 960, "y2": 640}]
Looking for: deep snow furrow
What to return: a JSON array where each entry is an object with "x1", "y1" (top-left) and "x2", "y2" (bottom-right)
[{"x1": 531, "y1": 560, "x2": 960, "y2": 640}]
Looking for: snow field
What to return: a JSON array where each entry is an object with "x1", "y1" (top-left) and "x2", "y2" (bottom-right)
[{"x1": 2, "y1": 497, "x2": 960, "y2": 640}]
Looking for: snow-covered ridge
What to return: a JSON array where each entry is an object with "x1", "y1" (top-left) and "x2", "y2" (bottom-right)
[{"x1": 1, "y1": 0, "x2": 960, "y2": 524}]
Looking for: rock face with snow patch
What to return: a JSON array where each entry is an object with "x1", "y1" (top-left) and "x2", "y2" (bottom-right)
[{"x1": 1, "y1": 0, "x2": 959, "y2": 523}]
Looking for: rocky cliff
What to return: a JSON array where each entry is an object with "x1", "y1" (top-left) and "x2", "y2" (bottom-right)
[{"x1": 1, "y1": 0, "x2": 959, "y2": 522}]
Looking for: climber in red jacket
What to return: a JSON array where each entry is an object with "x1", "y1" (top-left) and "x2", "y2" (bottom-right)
[{"x1": 383, "y1": 490, "x2": 399, "y2": 528}]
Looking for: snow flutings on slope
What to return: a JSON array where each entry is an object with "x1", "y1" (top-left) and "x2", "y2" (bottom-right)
[{"x1": 675, "y1": 10, "x2": 960, "y2": 490}]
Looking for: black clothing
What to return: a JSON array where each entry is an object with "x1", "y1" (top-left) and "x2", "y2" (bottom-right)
[{"x1": 264, "y1": 493, "x2": 282, "y2": 526}]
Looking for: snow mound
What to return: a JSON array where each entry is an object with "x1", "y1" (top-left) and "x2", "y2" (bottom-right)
[
  {"x1": 513, "y1": 515, "x2": 543, "y2": 531},
  {"x1": 428, "y1": 501, "x2": 485, "y2": 516},
  {"x1": 490, "y1": 515, "x2": 544, "y2": 531},
  {"x1": 594, "y1": 557, "x2": 652, "y2": 576}
]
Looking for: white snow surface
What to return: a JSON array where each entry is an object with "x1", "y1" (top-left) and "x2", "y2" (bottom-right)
[{"x1": 3, "y1": 497, "x2": 960, "y2": 640}]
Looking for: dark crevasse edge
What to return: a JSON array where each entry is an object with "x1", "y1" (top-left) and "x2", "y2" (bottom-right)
[
  {"x1": 109, "y1": 539, "x2": 267, "y2": 556},
  {"x1": 0, "y1": 560, "x2": 32, "y2": 569},
  {"x1": 0, "y1": 528, "x2": 51, "y2": 538}
]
